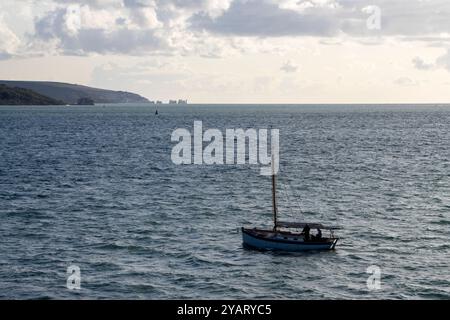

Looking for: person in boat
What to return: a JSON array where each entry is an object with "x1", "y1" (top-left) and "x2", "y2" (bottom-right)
[
  {"x1": 302, "y1": 224, "x2": 310, "y2": 242},
  {"x1": 311, "y1": 228, "x2": 323, "y2": 242}
]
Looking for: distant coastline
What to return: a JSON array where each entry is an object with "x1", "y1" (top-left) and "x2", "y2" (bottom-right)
[
  {"x1": 0, "y1": 80, "x2": 149, "y2": 105},
  {"x1": 0, "y1": 84, "x2": 64, "y2": 105}
]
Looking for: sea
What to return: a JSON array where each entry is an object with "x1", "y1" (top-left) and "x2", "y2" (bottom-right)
[{"x1": 0, "y1": 104, "x2": 449, "y2": 299}]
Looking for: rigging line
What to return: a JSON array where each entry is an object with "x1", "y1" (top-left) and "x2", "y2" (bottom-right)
[
  {"x1": 284, "y1": 178, "x2": 304, "y2": 218},
  {"x1": 279, "y1": 176, "x2": 296, "y2": 220},
  {"x1": 282, "y1": 183, "x2": 295, "y2": 217},
  {"x1": 276, "y1": 176, "x2": 286, "y2": 218}
]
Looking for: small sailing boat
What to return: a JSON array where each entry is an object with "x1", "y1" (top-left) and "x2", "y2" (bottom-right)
[
  {"x1": 242, "y1": 154, "x2": 340, "y2": 252},
  {"x1": 155, "y1": 109, "x2": 159, "y2": 115}
]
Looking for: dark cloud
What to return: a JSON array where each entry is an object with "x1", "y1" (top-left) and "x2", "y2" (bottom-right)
[
  {"x1": 190, "y1": 0, "x2": 341, "y2": 37},
  {"x1": 123, "y1": 0, "x2": 150, "y2": 8},
  {"x1": 63, "y1": 28, "x2": 166, "y2": 55},
  {"x1": 0, "y1": 52, "x2": 12, "y2": 60},
  {"x1": 189, "y1": 0, "x2": 450, "y2": 38}
]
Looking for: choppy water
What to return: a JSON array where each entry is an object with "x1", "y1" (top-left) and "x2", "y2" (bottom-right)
[{"x1": 0, "y1": 104, "x2": 449, "y2": 299}]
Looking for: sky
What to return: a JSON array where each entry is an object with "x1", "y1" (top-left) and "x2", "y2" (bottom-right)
[{"x1": 1, "y1": 0, "x2": 450, "y2": 103}]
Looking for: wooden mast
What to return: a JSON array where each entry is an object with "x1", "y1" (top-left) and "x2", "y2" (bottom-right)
[{"x1": 271, "y1": 151, "x2": 277, "y2": 231}]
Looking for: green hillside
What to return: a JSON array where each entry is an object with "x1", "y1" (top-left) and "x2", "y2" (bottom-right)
[
  {"x1": 0, "y1": 81, "x2": 149, "y2": 104},
  {"x1": 0, "y1": 84, "x2": 64, "y2": 105}
]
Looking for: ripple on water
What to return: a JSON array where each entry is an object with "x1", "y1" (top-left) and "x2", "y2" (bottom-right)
[{"x1": 1, "y1": 104, "x2": 450, "y2": 299}]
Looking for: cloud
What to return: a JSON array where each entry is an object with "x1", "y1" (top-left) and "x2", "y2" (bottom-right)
[
  {"x1": 413, "y1": 49, "x2": 450, "y2": 73},
  {"x1": 190, "y1": 0, "x2": 450, "y2": 38},
  {"x1": 26, "y1": 0, "x2": 238, "y2": 57},
  {"x1": 190, "y1": 0, "x2": 341, "y2": 37},
  {"x1": 32, "y1": 5, "x2": 168, "y2": 55},
  {"x1": 0, "y1": 52, "x2": 12, "y2": 60},
  {"x1": 3, "y1": 0, "x2": 450, "y2": 59},
  {"x1": 280, "y1": 60, "x2": 298, "y2": 73},
  {"x1": 394, "y1": 77, "x2": 417, "y2": 86},
  {"x1": 412, "y1": 57, "x2": 435, "y2": 70},
  {"x1": 436, "y1": 49, "x2": 450, "y2": 72},
  {"x1": 0, "y1": 16, "x2": 20, "y2": 57}
]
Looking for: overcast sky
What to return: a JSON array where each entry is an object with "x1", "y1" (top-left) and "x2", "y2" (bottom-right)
[{"x1": 1, "y1": 0, "x2": 450, "y2": 103}]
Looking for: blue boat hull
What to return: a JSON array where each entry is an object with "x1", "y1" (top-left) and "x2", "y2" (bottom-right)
[{"x1": 242, "y1": 228, "x2": 338, "y2": 252}]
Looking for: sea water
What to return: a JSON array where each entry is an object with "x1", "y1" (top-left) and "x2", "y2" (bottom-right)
[{"x1": 0, "y1": 104, "x2": 449, "y2": 299}]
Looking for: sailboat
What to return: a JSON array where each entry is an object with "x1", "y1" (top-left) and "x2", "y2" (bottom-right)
[{"x1": 242, "y1": 154, "x2": 340, "y2": 252}]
